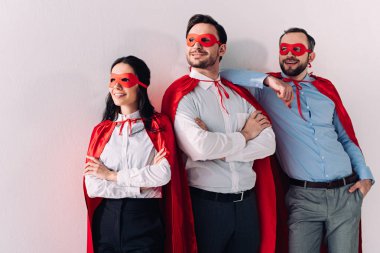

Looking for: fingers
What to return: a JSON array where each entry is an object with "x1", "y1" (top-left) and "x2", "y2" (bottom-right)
[
  {"x1": 250, "y1": 110, "x2": 262, "y2": 119},
  {"x1": 85, "y1": 161, "x2": 98, "y2": 168},
  {"x1": 154, "y1": 148, "x2": 167, "y2": 164},
  {"x1": 348, "y1": 181, "x2": 360, "y2": 193},
  {"x1": 86, "y1": 156, "x2": 102, "y2": 164},
  {"x1": 195, "y1": 117, "x2": 208, "y2": 131},
  {"x1": 277, "y1": 89, "x2": 294, "y2": 108}
]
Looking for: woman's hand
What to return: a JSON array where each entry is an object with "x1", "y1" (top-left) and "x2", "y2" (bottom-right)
[
  {"x1": 84, "y1": 156, "x2": 117, "y2": 181},
  {"x1": 153, "y1": 148, "x2": 167, "y2": 165}
]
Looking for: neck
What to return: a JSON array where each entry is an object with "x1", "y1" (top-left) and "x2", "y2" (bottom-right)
[
  {"x1": 120, "y1": 104, "x2": 139, "y2": 116},
  {"x1": 289, "y1": 70, "x2": 308, "y2": 81},
  {"x1": 192, "y1": 64, "x2": 220, "y2": 80}
]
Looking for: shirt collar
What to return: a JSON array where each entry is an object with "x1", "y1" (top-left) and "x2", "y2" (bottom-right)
[
  {"x1": 116, "y1": 110, "x2": 141, "y2": 121},
  {"x1": 281, "y1": 72, "x2": 315, "y2": 87},
  {"x1": 189, "y1": 69, "x2": 221, "y2": 90}
]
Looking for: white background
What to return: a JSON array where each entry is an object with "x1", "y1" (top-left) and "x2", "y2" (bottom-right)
[{"x1": 1, "y1": 0, "x2": 379, "y2": 252}]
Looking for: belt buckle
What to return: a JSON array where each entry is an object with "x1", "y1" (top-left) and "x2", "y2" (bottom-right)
[{"x1": 233, "y1": 191, "x2": 244, "y2": 202}]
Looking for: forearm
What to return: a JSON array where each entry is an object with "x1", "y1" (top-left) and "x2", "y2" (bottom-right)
[
  {"x1": 225, "y1": 127, "x2": 276, "y2": 162},
  {"x1": 117, "y1": 158, "x2": 171, "y2": 187},
  {"x1": 334, "y1": 113, "x2": 374, "y2": 181},
  {"x1": 175, "y1": 112, "x2": 246, "y2": 161},
  {"x1": 85, "y1": 175, "x2": 140, "y2": 198},
  {"x1": 221, "y1": 69, "x2": 267, "y2": 88}
]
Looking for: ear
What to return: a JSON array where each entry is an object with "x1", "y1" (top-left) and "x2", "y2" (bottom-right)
[
  {"x1": 309, "y1": 52, "x2": 316, "y2": 63},
  {"x1": 219, "y1": 44, "x2": 227, "y2": 56}
]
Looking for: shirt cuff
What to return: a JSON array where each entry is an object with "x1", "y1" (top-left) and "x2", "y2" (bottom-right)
[
  {"x1": 355, "y1": 165, "x2": 375, "y2": 183},
  {"x1": 117, "y1": 170, "x2": 131, "y2": 186}
]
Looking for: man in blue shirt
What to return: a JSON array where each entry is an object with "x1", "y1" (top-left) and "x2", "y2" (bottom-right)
[{"x1": 200, "y1": 28, "x2": 374, "y2": 253}]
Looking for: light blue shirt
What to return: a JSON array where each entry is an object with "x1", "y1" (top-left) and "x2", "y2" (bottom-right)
[{"x1": 221, "y1": 69, "x2": 374, "y2": 182}]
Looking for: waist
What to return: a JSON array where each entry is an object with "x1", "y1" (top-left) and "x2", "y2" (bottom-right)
[
  {"x1": 102, "y1": 198, "x2": 160, "y2": 211},
  {"x1": 289, "y1": 173, "x2": 358, "y2": 189},
  {"x1": 186, "y1": 161, "x2": 256, "y2": 191},
  {"x1": 190, "y1": 187, "x2": 253, "y2": 202}
]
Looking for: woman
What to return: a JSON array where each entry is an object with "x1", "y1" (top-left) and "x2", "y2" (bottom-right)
[{"x1": 83, "y1": 56, "x2": 196, "y2": 253}]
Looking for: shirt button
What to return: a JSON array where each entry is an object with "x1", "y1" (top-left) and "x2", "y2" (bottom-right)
[
  {"x1": 301, "y1": 91, "x2": 304, "y2": 95},
  {"x1": 321, "y1": 156, "x2": 325, "y2": 160},
  {"x1": 309, "y1": 122, "x2": 313, "y2": 126},
  {"x1": 314, "y1": 137, "x2": 318, "y2": 141},
  {"x1": 306, "y1": 106, "x2": 310, "y2": 110},
  {"x1": 326, "y1": 174, "x2": 329, "y2": 178}
]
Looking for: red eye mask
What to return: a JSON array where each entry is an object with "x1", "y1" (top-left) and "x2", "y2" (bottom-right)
[
  {"x1": 186, "y1": 33, "x2": 221, "y2": 47},
  {"x1": 109, "y1": 73, "x2": 148, "y2": 89},
  {"x1": 279, "y1": 43, "x2": 311, "y2": 56}
]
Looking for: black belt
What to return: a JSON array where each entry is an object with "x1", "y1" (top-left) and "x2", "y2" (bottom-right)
[
  {"x1": 190, "y1": 187, "x2": 252, "y2": 202},
  {"x1": 289, "y1": 173, "x2": 358, "y2": 189}
]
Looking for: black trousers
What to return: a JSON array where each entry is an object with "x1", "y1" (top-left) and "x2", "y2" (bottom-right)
[
  {"x1": 191, "y1": 190, "x2": 260, "y2": 253},
  {"x1": 92, "y1": 198, "x2": 164, "y2": 253}
]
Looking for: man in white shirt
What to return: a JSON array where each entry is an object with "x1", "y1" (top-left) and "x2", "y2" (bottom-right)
[{"x1": 162, "y1": 14, "x2": 277, "y2": 253}]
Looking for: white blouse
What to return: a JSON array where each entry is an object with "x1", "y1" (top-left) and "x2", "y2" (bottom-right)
[{"x1": 85, "y1": 111, "x2": 171, "y2": 199}]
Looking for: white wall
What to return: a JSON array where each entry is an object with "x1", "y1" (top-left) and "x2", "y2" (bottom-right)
[{"x1": 1, "y1": 0, "x2": 379, "y2": 252}]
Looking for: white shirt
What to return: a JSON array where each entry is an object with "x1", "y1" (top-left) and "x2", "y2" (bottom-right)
[
  {"x1": 174, "y1": 70, "x2": 275, "y2": 193},
  {"x1": 85, "y1": 111, "x2": 171, "y2": 199}
]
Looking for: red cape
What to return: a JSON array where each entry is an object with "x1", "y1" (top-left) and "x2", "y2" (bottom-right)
[
  {"x1": 162, "y1": 75, "x2": 278, "y2": 253},
  {"x1": 268, "y1": 72, "x2": 363, "y2": 253},
  {"x1": 83, "y1": 113, "x2": 197, "y2": 253}
]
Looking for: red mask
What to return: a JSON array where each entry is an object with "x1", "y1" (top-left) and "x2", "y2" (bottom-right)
[
  {"x1": 186, "y1": 33, "x2": 221, "y2": 47},
  {"x1": 279, "y1": 43, "x2": 311, "y2": 56},
  {"x1": 109, "y1": 73, "x2": 148, "y2": 89}
]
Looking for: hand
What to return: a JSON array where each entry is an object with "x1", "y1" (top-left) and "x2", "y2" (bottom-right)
[
  {"x1": 241, "y1": 111, "x2": 271, "y2": 141},
  {"x1": 153, "y1": 148, "x2": 167, "y2": 165},
  {"x1": 195, "y1": 117, "x2": 208, "y2": 131},
  {"x1": 84, "y1": 156, "x2": 116, "y2": 181},
  {"x1": 348, "y1": 179, "x2": 373, "y2": 197},
  {"x1": 264, "y1": 76, "x2": 294, "y2": 107}
]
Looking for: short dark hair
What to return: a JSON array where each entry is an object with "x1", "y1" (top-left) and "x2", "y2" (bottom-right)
[
  {"x1": 186, "y1": 14, "x2": 227, "y2": 44},
  {"x1": 279, "y1": 27, "x2": 316, "y2": 51},
  {"x1": 102, "y1": 55, "x2": 155, "y2": 130}
]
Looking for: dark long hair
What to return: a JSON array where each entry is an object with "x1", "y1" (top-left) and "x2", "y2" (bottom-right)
[{"x1": 102, "y1": 55, "x2": 155, "y2": 130}]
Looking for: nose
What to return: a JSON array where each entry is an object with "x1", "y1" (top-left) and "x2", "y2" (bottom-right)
[
  {"x1": 112, "y1": 82, "x2": 123, "y2": 89},
  {"x1": 286, "y1": 51, "x2": 295, "y2": 57},
  {"x1": 193, "y1": 41, "x2": 202, "y2": 49}
]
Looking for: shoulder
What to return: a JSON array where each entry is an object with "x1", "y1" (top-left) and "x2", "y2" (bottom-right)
[
  {"x1": 92, "y1": 120, "x2": 114, "y2": 132},
  {"x1": 164, "y1": 75, "x2": 191, "y2": 95},
  {"x1": 311, "y1": 74, "x2": 335, "y2": 87}
]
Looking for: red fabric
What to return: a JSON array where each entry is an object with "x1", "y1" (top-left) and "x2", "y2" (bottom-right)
[
  {"x1": 115, "y1": 117, "x2": 142, "y2": 136},
  {"x1": 83, "y1": 113, "x2": 197, "y2": 253},
  {"x1": 161, "y1": 75, "x2": 278, "y2": 253},
  {"x1": 268, "y1": 72, "x2": 363, "y2": 253},
  {"x1": 109, "y1": 73, "x2": 148, "y2": 88}
]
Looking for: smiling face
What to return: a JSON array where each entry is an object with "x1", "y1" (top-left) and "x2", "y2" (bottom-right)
[
  {"x1": 109, "y1": 63, "x2": 139, "y2": 113},
  {"x1": 279, "y1": 32, "x2": 315, "y2": 79},
  {"x1": 186, "y1": 23, "x2": 226, "y2": 70}
]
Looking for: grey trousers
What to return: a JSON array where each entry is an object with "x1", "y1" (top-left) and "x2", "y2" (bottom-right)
[{"x1": 285, "y1": 183, "x2": 363, "y2": 253}]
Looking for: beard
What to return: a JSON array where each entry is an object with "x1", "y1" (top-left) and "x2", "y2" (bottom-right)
[
  {"x1": 187, "y1": 49, "x2": 219, "y2": 69},
  {"x1": 280, "y1": 57, "x2": 308, "y2": 77}
]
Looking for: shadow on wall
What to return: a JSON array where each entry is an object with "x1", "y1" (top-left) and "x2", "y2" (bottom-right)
[{"x1": 222, "y1": 39, "x2": 270, "y2": 73}]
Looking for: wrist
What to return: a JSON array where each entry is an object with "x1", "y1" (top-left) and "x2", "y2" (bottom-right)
[
  {"x1": 263, "y1": 76, "x2": 271, "y2": 87},
  {"x1": 106, "y1": 171, "x2": 117, "y2": 181},
  {"x1": 240, "y1": 130, "x2": 250, "y2": 142}
]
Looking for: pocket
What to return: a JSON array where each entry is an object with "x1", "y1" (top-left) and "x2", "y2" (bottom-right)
[{"x1": 357, "y1": 189, "x2": 364, "y2": 199}]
